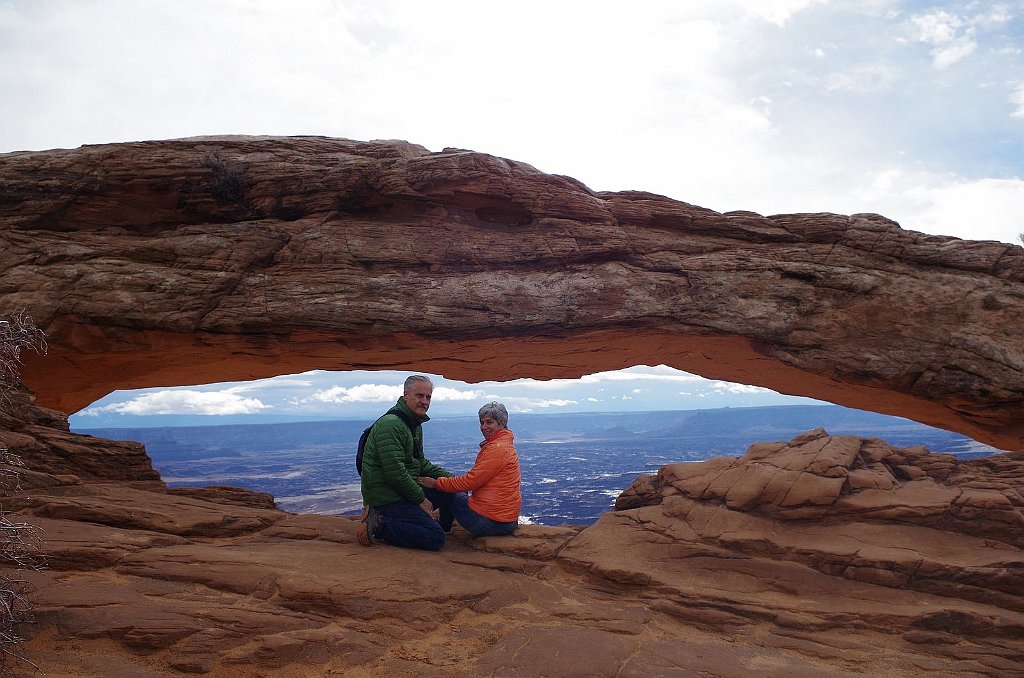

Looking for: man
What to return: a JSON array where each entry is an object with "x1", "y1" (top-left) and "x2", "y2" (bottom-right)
[{"x1": 357, "y1": 375, "x2": 453, "y2": 550}]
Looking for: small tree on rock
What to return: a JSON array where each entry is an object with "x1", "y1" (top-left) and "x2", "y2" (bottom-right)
[{"x1": 0, "y1": 313, "x2": 46, "y2": 672}]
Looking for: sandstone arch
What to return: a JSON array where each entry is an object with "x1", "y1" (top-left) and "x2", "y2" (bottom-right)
[{"x1": 1, "y1": 137, "x2": 1022, "y2": 450}]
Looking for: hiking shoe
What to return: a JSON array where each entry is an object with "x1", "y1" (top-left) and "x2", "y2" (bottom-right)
[{"x1": 357, "y1": 506, "x2": 382, "y2": 546}]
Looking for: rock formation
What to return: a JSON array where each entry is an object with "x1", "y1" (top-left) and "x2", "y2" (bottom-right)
[
  {"x1": 1, "y1": 137, "x2": 1023, "y2": 674},
  {"x1": 1, "y1": 137, "x2": 1022, "y2": 449},
  {"x1": 0, "y1": 391, "x2": 1021, "y2": 676}
]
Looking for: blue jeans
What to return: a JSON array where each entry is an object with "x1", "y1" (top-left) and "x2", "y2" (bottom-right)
[
  {"x1": 432, "y1": 491, "x2": 518, "y2": 538},
  {"x1": 375, "y1": 493, "x2": 447, "y2": 551}
]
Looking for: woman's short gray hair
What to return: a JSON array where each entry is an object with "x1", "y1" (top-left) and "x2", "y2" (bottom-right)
[{"x1": 478, "y1": 401, "x2": 508, "y2": 428}]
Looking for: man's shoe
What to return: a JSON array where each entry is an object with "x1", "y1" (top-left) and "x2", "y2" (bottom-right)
[{"x1": 357, "y1": 506, "x2": 382, "y2": 546}]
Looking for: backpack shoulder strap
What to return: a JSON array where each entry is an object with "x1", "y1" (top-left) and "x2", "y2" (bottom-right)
[{"x1": 385, "y1": 407, "x2": 418, "y2": 433}]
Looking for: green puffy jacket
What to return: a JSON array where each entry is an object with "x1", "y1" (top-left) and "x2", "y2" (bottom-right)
[{"x1": 360, "y1": 398, "x2": 451, "y2": 507}]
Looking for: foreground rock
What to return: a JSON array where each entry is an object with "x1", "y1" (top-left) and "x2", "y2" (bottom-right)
[
  {"x1": 2, "y1": 137, "x2": 1022, "y2": 449},
  {"x1": 2, "y1": 399, "x2": 1021, "y2": 676}
]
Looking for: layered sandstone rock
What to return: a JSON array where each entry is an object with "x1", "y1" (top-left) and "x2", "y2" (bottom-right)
[
  {"x1": 613, "y1": 429, "x2": 1024, "y2": 610},
  {"x1": 0, "y1": 384, "x2": 159, "y2": 484},
  {"x1": 1, "y1": 395, "x2": 1022, "y2": 676},
  {"x1": 0, "y1": 137, "x2": 1022, "y2": 449},
  {"x1": 2, "y1": 136, "x2": 1024, "y2": 674},
  {"x1": 617, "y1": 429, "x2": 1024, "y2": 544}
]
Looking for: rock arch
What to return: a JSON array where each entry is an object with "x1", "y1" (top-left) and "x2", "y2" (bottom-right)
[{"x1": 2, "y1": 137, "x2": 1022, "y2": 450}]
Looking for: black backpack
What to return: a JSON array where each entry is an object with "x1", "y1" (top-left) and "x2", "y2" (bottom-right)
[{"x1": 356, "y1": 407, "x2": 417, "y2": 476}]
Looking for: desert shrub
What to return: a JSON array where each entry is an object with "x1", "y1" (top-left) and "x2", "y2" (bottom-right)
[
  {"x1": 0, "y1": 314, "x2": 45, "y2": 396},
  {"x1": 202, "y1": 151, "x2": 247, "y2": 205},
  {"x1": 0, "y1": 313, "x2": 46, "y2": 672},
  {"x1": 0, "y1": 453, "x2": 42, "y2": 672}
]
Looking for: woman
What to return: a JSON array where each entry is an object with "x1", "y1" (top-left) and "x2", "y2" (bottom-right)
[{"x1": 418, "y1": 401, "x2": 521, "y2": 537}]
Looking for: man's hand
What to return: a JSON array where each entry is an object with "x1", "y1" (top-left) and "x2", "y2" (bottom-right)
[
  {"x1": 417, "y1": 476, "x2": 437, "y2": 488},
  {"x1": 418, "y1": 498, "x2": 433, "y2": 515}
]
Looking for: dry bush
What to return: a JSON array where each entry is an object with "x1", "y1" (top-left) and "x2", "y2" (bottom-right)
[
  {"x1": 0, "y1": 314, "x2": 45, "y2": 395},
  {"x1": 0, "y1": 313, "x2": 46, "y2": 673},
  {"x1": 0, "y1": 453, "x2": 42, "y2": 672}
]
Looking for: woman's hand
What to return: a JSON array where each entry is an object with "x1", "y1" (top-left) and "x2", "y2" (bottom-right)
[{"x1": 417, "y1": 476, "x2": 437, "y2": 488}]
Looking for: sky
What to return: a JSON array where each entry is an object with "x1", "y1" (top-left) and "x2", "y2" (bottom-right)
[
  {"x1": 69, "y1": 366, "x2": 826, "y2": 428},
  {"x1": 2, "y1": 0, "x2": 1022, "y2": 427}
]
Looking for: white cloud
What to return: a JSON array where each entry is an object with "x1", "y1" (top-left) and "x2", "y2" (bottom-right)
[
  {"x1": 308, "y1": 383, "x2": 400, "y2": 405},
  {"x1": 492, "y1": 396, "x2": 580, "y2": 414},
  {"x1": 910, "y1": 10, "x2": 964, "y2": 44},
  {"x1": 305, "y1": 382, "x2": 486, "y2": 405},
  {"x1": 79, "y1": 390, "x2": 269, "y2": 416},
  {"x1": 891, "y1": 176, "x2": 1024, "y2": 245},
  {"x1": 534, "y1": 399, "x2": 578, "y2": 408},
  {"x1": 932, "y1": 37, "x2": 977, "y2": 68},
  {"x1": 973, "y1": 6, "x2": 1014, "y2": 26},
  {"x1": 906, "y1": 8, "x2": 983, "y2": 68},
  {"x1": 433, "y1": 386, "x2": 488, "y2": 402},
  {"x1": 493, "y1": 366, "x2": 706, "y2": 391},
  {"x1": 224, "y1": 375, "x2": 315, "y2": 394},
  {"x1": 728, "y1": 0, "x2": 824, "y2": 26},
  {"x1": 824, "y1": 62, "x2": 900, "y2": 93},
  {"x1": 582, "y1": 366, "x2": 708, "y2": 385},
  {"x1": 826, "y1": 165, "x2": 1024, "y2": 246},
  {"x1": 710, "y1": 381, "x2": 774, "y2": 395},
  {"x1": 1011, "y1": 85, "x2": 1024, "y2": 119}
]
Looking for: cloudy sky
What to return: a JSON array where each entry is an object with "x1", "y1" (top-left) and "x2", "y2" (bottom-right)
[
  {"x1": 69, "y1": 366, "x2": 827, "y2": 427},
  {"x1": 3, "y1": 1, "x2": 1021, "y2": 426}
]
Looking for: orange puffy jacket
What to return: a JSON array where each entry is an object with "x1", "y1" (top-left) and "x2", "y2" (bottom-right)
[{"x1": 435, "y1": 428, "x2": 521, "y2": 523}]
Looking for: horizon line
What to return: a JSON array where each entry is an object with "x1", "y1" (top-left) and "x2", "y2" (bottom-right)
[{"x1": 71, "y1": 402, "x2": 838, "y2": 431}]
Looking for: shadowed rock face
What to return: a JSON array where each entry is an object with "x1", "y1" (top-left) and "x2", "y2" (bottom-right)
[{"x1": 1, "y1": 136, "x2": 1023, "y2": 449}]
